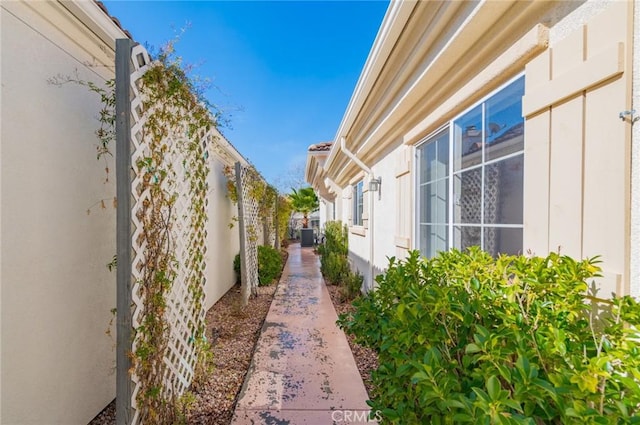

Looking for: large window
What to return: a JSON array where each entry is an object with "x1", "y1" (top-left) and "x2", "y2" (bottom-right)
[
  {"x1": 417, "y1": 76, "x2": 524, "y2": 258},
  {"x1": 353, "y1": 180, "x2": 364, "y2": 226}
]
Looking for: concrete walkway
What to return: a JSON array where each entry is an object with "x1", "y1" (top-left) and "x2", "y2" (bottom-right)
[{"x1": 231, "y1": 243, "x2": 374, "y2": 424}]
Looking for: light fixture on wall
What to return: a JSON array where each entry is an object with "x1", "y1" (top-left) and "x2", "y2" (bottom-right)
[{"x1": 369, "y1": 177, "x2": 382, "y2": 200}]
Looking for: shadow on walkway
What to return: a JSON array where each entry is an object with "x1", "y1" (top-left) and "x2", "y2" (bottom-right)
[{"x1": 231, "y1": 243, "x2": 374, "y2": 424}]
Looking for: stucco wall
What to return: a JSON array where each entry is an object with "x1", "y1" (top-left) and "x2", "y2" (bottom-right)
[
  {"x1": 1, "y1": 2, "x2": 250, "y2": 423},
  {"x1": 1, "y1": 4, "x2": 118, "y2": 423},
  {"x1": 343, "y1": 150, "x2": 399, "y2": 290},
  {"x1": 204, "y1": 159, "x2": 241, "y2": 309},
  {"x1": 370, "y1": 151, "x2": 398, "y2": 276}
]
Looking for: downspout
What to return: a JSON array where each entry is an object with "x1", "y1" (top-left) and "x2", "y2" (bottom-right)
[{"x1": 338, "y1": 137, "x2": 376, "y2": 291}]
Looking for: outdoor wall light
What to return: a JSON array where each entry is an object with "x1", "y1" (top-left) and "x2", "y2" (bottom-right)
[
  {"x1": 369, "y1": 177, "x2": 382, "y2": 200},
  {"x1": 369, "y1": 177, "x2": 381, "y2": 192}
]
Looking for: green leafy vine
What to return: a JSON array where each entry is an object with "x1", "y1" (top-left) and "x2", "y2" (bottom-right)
[{"x1": 131, "y1": 41, "x2": 218, "y2": 423}]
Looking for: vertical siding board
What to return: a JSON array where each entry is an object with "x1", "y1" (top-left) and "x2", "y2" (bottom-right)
[
  {"x1": 583, "y1": 80, "x2": 627, "y2": 295},
  {"x1": 523, "y1": 111, "x2": 551, "y2": 255},
  {"x1": 548, "y1": 96, "x2": 584, "y2": 258},
  {"x1": 582, "y1": 0, "x2": 631, "y2": 297}
]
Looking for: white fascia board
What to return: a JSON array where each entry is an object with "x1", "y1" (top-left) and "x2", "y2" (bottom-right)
[
  {"x1": 213, "y1": 129, "x2": 250, "y2": 167},
  {"x1": 60, "y1": 1, "x2": 130, "y2": 49},
  {"x1": 356, "y1": 0, "x2": 500, "y2": 156},
  {"x1": 325, "y1": 0, "x2": 417, "y2": 172},
  {"x1": 305, "y1": 155, "x2": 318, "y2": 185}
]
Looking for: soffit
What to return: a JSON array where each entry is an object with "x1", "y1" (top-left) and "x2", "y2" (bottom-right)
[{"x1": 328, "y1": 0, "x2": 554, "y2": 186}]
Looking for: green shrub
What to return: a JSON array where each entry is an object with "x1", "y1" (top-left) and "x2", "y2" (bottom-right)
[
  {"x1": 322, "y1": 221, "x2": 349, "y2": 256},
  {"x1": 339, "y1": 270, "x2": 363, "y2": 302},
  {"x1": 318, "y1": 221, "x2": 350, "y2": 285},
  {"x1": 233, "y1": 253, "x2": 241, "y2": 282},
  {"x1": 320, "y1": 252, "x2": 348, "y2": 285},
  {"x1": 234, "y1": 245, "x2": 283, "y2": 287},
  {"x1": 257, "y1": 245, "x2": 283, "y2": 286},
  {"x1": 338, "y1": 248, "x2": 640, "y2": 424}
]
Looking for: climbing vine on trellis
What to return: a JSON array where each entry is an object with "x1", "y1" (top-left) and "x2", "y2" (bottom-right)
[
  {"x1": 126, "y1": 41, "x2": 219, "y2": 424},
  {"x1": 223, "y1": 164, "x2": 285, "y2": 305},
  {"x1": 51, "y1": 37, "x2": 221, "y2": 424},
  {"x1": 223, "y1": 164, "x2": 281, "y2": 244}
]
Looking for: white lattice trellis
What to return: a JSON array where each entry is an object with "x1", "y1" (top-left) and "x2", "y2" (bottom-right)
[
  {"x1": 459, "y1": 163, "x2": 501, "y2": 254},
  {"x1": 126, "y1": 43, "x2": 212, "y2": 424},
  {"x1": 235, "y1": 162, "x2": 260, "y2": 303}
]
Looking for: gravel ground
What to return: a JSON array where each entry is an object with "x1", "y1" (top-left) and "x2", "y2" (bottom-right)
[
  {"x1": 186, "y1": 283, "x2": 278, "y2": 424},
  {"x1": 88, "y1": 250, "x2": 379, "y2": 424}
]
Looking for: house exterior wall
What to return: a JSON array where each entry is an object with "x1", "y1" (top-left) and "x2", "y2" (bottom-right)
[
  {"x1": 1, "y1": 2, "x2": 248, "y2": 423},
  {"x1": 1, "y1": 2, "x2": 121, "y2": 423},
  {"x1": 318, "y1": 199, "x2": 328, "y2": 230},
  {"x1": 522, "y1": 0, "x2": 632, "y2": 296},
  {"x1": 314, "y1": 0, "x2": 636, "y2": 297}
]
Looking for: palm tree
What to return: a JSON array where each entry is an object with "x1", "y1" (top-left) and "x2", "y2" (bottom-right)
[{"x1": 289, "y1": 187, "x2": 319, "y2": 228}]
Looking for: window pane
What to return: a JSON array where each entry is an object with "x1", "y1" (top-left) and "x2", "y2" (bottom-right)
[
  {"x1": 420, "y1": 179, "x2": 448, "y2": 224},
  {"x1": 485, "y1": 77, "x2": 524, "y2": 161},
  {"x1": 353, "y1": 181, "x2": 363, "y2": 226},
  {"x1": 419, "y1": 142, "x2": 436, "y2": 184},
  {"x1": 484, "y1": 155, "x2": 523, "y2": 225},
  {"x1": 420, "y1": 224, "x2": 447, "y2": 258},
  {"x1": 484, "y1": 227, "x2": 523, "y2": 256},
  {"x1": 419, "y1": 130, "x2": 449, "y2": 183},
  {"x1": 453, "y1": 168, "x2": 482, "y2": 224},
  {"x1": 453, "y1": 105, "x2": 483, "y2": 171},
  {"x1": 453, "y1": 226, "x2": 481, "y2": 251}
]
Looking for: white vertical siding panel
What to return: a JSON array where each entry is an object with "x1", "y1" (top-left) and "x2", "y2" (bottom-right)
[
  {"x1": 548, "y1": 97, "x2": 584, "y2": 258},
  {"x1": 523, "y1": 111, "x2": 551, "y2": 256}
]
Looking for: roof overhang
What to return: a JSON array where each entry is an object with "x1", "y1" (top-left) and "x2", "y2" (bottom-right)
[
  {"x1": 61, "y1": 1, "x2": 132, "y2": 48},
  {"x1": 324, "y1": 0, "x2": 550, "y2": 187},
  {"x1": 305, "y1": 142, "x2": 334, "y2": 200}
]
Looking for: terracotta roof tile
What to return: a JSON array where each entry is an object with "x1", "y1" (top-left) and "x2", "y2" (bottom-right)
[
  {"x1": 308, "y1": 141, "x2": 333, "y2": 152},
  {"x1": 95, "y1": 0, "x2": 133, "y2": 39}
]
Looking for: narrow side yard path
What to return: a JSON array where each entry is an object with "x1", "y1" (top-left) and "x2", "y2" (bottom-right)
[{"x1": 231, "y1": 243, "x2": 372, "y2": 424}]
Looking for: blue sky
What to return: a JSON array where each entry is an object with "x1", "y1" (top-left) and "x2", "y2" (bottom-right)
[{"x1": 102, "y1": 0, "x2": 389, "y2": 189}]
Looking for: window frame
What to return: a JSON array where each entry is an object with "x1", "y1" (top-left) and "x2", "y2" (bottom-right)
[
  {"x1": 415, "y1": 74, "x2": 525, "y2": 258},
  {"x1": 352, "y1": 180, "x2": 364, "y2": 227}
]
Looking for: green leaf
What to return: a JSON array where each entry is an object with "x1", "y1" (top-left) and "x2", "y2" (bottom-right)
[
  {"x1": 411, "y1": 371, "x2": 428, "y2": 384},
  {"x1": 503, "y1": 399, "x2": 523, "y2": 412},
  {"x1": 440, "y1": 399, "x2": 466, "y2": 409},
  {"x1": 497, "y1": 364, "x2": 512, "y2": 382},
  {"x1": 452, "y1": 413, "x2": 474, "y2": 422},
  {"x1": 487, "y1": 375, "x2": 501, "y2": 401},
  {"x1": 465, "y1": 343, "x2": 482, "y2": 354}
]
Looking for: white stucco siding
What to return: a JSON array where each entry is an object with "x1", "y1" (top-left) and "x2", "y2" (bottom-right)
[
  {"x1": 204, "y1": 159, "x2": 241, "y2": 309},
  {"x1": 370, "y1": 151, "x2": 398, "y2": 276},
  {"x1": 318, "y1": 200, "x2": 328, "y2": 230},
  {"x1": 342, "y1": 151, "x2": 400, "y2": 290},
  {"x1": 1, "y1": 4, "x2": 117, "y2": 424},
  {"x1": 347, "y1": 222, "x2": 370, "y2": 285}
]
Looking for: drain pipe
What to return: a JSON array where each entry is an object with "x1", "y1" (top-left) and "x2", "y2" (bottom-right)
[{"x1": 338, "y1": 137, "x2": 376, "y2": 291}]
